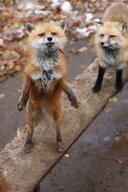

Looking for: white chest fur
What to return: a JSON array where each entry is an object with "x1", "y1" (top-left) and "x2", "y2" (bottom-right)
[
  {"x1": 101, "y1": 49, "x2": 120, "y2": 68},
  {"x1": 31, "y1": 51, "x2": 62, "y2": 90},
  {"x1": 35, "y1": 52, "x2": 58, "y2": 70},
  {"x1": 31, "y1": 69, "x2": 62, "y2": 90}
]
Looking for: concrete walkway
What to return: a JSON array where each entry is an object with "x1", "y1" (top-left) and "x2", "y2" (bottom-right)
[{"x1": 40, "y1": 84, "x2": 128, "y2": 192}]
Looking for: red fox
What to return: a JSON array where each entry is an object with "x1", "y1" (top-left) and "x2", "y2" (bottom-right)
[
  {"x1": 93, "y1": 3, "x2": 128, "y2": 93},
  {"x1": 17, "y1": 20, "x2": 79, "y2": 153}
]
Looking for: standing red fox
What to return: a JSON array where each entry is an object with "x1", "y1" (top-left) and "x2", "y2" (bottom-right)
[
  {"x1": 93, "y1": 3, "x2": 128, "y2": 93},
  {"x1": 17, "y1": 20, "x2": 79, "y2": 153}
]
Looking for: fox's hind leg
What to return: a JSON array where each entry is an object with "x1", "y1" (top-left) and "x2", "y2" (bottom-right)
[
  {"x1": 53, "y1": 110, "x2": 64, "y2": 153},
  {"x1": 24, "y1": 101, "x2": 42, "y2": 153},
  {"x1": 49, "y1": 96, "x2": 64, "y2": 153}
]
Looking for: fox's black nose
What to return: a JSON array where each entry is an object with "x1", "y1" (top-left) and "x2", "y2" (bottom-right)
[
  {"x1": 101, "y1": 42, "x2": 105, "y2": 46},
  {"x1": 47, "y1": 37, "x2": 52, "y2": 41}
]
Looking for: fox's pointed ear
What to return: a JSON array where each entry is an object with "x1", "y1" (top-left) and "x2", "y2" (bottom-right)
[
  {"x1": 24, "y1": 23, "x2": 35, "y2": 32},
  {"x1": 117, "y1": 23, "x2": 127, "y2": 33},
  {"x1": 95, "y1": 20, "x2": 103, "y2": 31},
  {"x1": 58, "y1": 18, "x2": 67, "y2": 30},
  {"x1": 95, "y1": 21, "x2": 103, "y2": 28}
]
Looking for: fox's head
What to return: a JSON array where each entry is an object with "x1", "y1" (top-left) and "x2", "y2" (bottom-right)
[
  {"x1": 25, "y1": 20, "x2": 67, "y2": 55},
  {"x1": 95, "y1": 21, "x2": 127, "y2": 51}
]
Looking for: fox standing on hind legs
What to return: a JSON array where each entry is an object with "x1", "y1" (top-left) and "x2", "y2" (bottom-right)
[
  {"x1": 93, "y1": 2, "x2": 128, "y2": 93},
  {"x1": 17, "y1": 19, "x2": 79, "y2": 153}
]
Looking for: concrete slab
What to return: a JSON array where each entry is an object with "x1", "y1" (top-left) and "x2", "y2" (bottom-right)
[
  {"x1": 41, "y1": 83, "x2": 128, "y2": 192},
  {"x1": 0, "y1": 60, "x2": 128, "y2": 192}
]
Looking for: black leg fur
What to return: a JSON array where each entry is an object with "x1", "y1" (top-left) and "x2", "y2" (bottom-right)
[
  {"x1": 92, "y1": 65, "x2": 106, "y2": 93},
  {"x1": 115, "y1": 69, "x2": 123, "y2": 92},
  {"x1": 66, "y1": 86, "x2": 79, "y2": 108}
]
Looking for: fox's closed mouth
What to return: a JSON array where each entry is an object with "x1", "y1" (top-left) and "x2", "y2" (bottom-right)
[
  {"x1": 101, "y1": 44, "x2": 114, "y2": 49},
  {"x1": 46, "y1": 42, "x2": 54, "y2": 47},
  {"x1": 102, "y1": 45, "x2": 120, "y2": 51}
]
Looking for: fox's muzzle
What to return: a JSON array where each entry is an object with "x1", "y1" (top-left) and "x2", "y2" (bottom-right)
[{"x1": 46, "y1": 42, "x2": 55, "y2": 48}]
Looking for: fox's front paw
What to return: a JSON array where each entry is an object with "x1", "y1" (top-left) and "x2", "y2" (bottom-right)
[
  {"x1": 24, "y1": 138, "x2": 34, "y2": 153},
  {"x1": 56, "y1": 141, "x2": 64, "y2": 153},
  {"x1": 17, "y1": 101, "x2": 25, "y2": 111},
  {"x1": 70, "y1": 96, "x2": 79, "y2": 108}
]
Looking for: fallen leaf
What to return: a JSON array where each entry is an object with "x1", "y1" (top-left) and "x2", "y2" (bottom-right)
[
  {"x1": 90, "y1": 0, "x2": 96, "y2": 3},
  {"x1": 110, "y1": 96, "x2": 118, "y2": 102},
  {"x1": 115, "y1": 136, "x2": 120, "y2": 142},
  {"x1": 0, "y1": 94, "x2": 5, "y2": 99},
  {"x1": 116, "y1": 159, "x2": 123, "y2": 165},
  {"x1": 0, "y1": 38, "x2": 4, "y2": 46},
  {"x1": 77, "y1": 46, "x2": 87, "y2": 53},
  {"x1": 103, "y1": 136, "x2": 110, "y2": 142}
]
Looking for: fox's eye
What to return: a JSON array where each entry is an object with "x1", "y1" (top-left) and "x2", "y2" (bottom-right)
[
  {"x1": 99, "y1": 34, "x2": 104, "y2": 37},
  {"x1": 38, "y1": 32, "x2": 45, "y2": 37},
  {"x1": 51, "y1": 32, "x2": 57, "y2": 36},
  {"x1": 110, "y1": 35, "x2": 116, "y2": 38}
]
